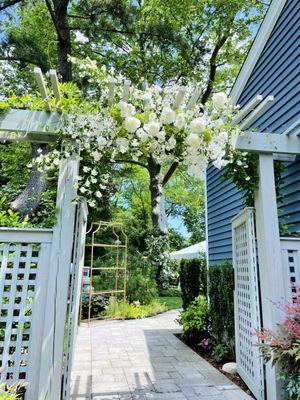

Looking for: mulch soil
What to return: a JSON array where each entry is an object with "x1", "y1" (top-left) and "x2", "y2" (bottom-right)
[{"x1": 176, "y1": 334, "x2": 255, "y2": 399}]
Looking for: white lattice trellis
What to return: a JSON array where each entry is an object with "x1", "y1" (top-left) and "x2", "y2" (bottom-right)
[
  {"x1": 280, "y1": 237, "x2": 300, "y2": 303},
  {"x1": 232, "y1": 208, "x2": 264, "y2": 400},
  {"x1": 0, "y1": 228, "x2": 52, "y2": 397}
]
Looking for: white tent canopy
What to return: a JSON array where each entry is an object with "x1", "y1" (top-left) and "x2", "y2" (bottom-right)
[{"x1": 169, "y1": 241, "x2": 206, "y2": 260}]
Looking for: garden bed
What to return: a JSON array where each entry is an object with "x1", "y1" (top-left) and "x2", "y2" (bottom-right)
[{"x1": 176, "y1": 334, "x2": 255, "y2": 398}]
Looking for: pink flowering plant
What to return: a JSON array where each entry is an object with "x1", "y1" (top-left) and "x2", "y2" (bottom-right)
[{"x1": 255, "y1": 288, "x2": 300, "y2": 399}]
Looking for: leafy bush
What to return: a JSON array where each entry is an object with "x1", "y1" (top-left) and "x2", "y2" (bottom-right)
[
  {"x1": 126, "y1": 267, "x2": 158, "y2": 305},
  {"x1": 161, "y1": 259, "x2": 180, "y2": 289},
  {"x1": 255, "y1": 288, "x2": 300, "y2": 400},
  {"x1": 208, "y1": 261, "x2": 235, "y2": 348},
  {"x1": 145, "y1": 233, "x2": 170, "y2": 289},
  {"x1": 0, "y1": 381, "x2": 25, "y2": 399},
  {"x1": 211, "y1": 343, "x2": 230, "y2": 363},
  {"x1": 0, "y1": 197, "x2": 31, "y2": 227},
  {"x1": 178, "y1": 295, "x2": 208, "y2": 341},
  {"x1": 179, "y1": 258, "x2": 207, "y2": 309},
  {"x1": 107, "y1": 299, "x2": 167, "y2": 319},
  {"x1": 81, "y1": 294, "x2": 110, "y2": 320}
]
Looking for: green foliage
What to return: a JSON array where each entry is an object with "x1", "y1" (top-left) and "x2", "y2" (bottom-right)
[
  {"x1": 211, "y1": 343, "x2": 230, "y2": 363},
  {"x1": 208, "y1": 262, "x2": 235, "y2": 348},
  {"x1": 107, "y1": 299, "x2": 167, "y2": 319},
  {"x1": 164, "y1": 173, "x2": 205, "y2": 242},
  {"x1": 0, "y1": 197, "x2": 31, "y2": 227},
  {"x1": 0, "y1": 143, "x2": 31, "y2": 187},
  {"x1": 178, "y1": 295, "x2": 208, "y2": 341},
  {"x1": 126, "y1": 266, "x2": 158, "y2": 305},
  {"x1": 158, "y1": 287, "x2": 181, "y2": 297},
  {"x1": 159, "y1": 296, "x2": 182, "y2": 311},
  {"x1": 81, "y1": 294, "x2": 110, "y2": 320},
  {"x1": 255, "y1": 289, "x2": 300, "y2": 400},
  {"x1": 179, "y1": 258, "x2": 207, "y2": 309},
  {"x1": 224, "y1": 152, "x2": 259, "y2": 207},
  {"x1": 145, "y1": 232, "x2": 170, "y2": 289},
  {"x1": 0, "y1": 382, "x2": 24, "y2": 400},
  {"x1": 224, "y1": 152, "x2": 288, "y2": 210},
  {"x1": 72, "y1": 0, "x2": 266, "y2": 86}
]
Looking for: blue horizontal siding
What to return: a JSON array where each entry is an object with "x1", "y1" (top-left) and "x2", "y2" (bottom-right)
[{"x1": 207, "y1": 0, "x2": 300, "y2": 265}]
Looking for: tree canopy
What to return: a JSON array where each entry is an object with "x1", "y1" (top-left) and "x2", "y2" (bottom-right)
[{"x1": 0, "y1": 0, "x2": 268, "y2": 247}]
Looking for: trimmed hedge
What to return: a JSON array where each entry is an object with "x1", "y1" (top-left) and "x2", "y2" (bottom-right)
[
  {"x1": 179, "y1": 258, "x2": 207, "y2": 309},
  {"x1": 208, "y1": 261, "x2": 235, "y2": 347}
]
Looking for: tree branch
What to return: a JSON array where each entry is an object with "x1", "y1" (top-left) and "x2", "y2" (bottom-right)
[
  {"x1": 44, "y1": 0, "x2": 63, "y2": 42},
  {"x1": 114, "y1": 159, "x2": 148, "y2": 170},
  {"x1": 200, "y1": 33, "x2": 229, "y2": 105},
  {"x1": 0, "y1": 0, "x2": 22, "y2": 11},
  {"x1": 162, "y1": 161, "x2": 179, "y2": 186}
]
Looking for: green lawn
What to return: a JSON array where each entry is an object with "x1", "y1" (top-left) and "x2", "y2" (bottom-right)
[{"x1": 159, "y1": 296, "x2": 182, "y2": 310}]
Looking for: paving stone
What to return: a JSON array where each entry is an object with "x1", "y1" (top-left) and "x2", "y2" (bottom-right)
[
  {"x1": 71, "y1": 310, "x2": 252, "y2": 400},
  {"x1": 192, "y1": 384, "x2": 223, "y2": 396},
  {"x1": 145, "y1": 393, "x2": 186, "y2": 400},
  {"x1": 223, "y1": 389, "x2": 253, "y2": 399}
]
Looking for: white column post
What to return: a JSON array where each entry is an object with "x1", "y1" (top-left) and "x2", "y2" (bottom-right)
[
  {"x1": 38, "y1": 152, "x2": 79, "y2": 399},
  {"x1": 254, "y1": 153, "x2": 285, "y2": 400}
]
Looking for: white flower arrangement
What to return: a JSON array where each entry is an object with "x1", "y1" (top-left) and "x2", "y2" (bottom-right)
[{"x1": 32, "y1": 58, "x2": 240, "y2": 207}]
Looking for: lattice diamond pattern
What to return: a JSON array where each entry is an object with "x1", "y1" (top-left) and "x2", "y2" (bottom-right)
[{"x1": 0, "y1": 243, "x2": 39, "y2": 384}]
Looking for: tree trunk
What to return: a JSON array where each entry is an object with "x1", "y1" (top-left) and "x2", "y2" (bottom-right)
[
  {"x1": 11, "y1": 1, "x2": 72, "y2": 215},
  {"x1": 148, "y1": 158, "x2": 167, "y2": 235},
  {"x1": 10, "y1": 143, "x2": 50, "y2": 216},
  {"x1": 54, "y1": 0, "x2": 72, "y2": 82}
]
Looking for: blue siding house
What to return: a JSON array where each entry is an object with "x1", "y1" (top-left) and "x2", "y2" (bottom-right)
[{"x1": 206, "y1": 0, "x2": 300, "y2": 265}]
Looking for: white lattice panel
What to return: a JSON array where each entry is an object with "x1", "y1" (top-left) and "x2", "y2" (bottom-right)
[
  {"x1": 0, "y1": 228, "x2": 52, "y2": 398},
  {"x1": 232, "y1": 208, "x2": 264, "y2": 400},
  {"x1": 280, "y1": 237, "x2": 300, "y2": 303}
]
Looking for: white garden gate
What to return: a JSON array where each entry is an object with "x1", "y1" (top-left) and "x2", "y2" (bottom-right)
[
  {"x1": 0, "y1": 228, "x2": 53, "y2": 395},
  {"x1": 0, "y1": 163, "x2": 87, "y2": 400},
  {"x1": 0, "y1": 69, "x2": 88, "y2": 399},
  {"x1": 232, "y1": 208, "x2": 264, "y2": 400}
]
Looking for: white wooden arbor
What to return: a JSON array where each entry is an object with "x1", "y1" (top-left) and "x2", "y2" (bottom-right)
[
  {"x1": 0, "y1": 68, "x2": 207, "y2": 399},
  {"x1": 0, "y1": 69, "x2": 88, "y2": 400},
  {"x1": 232, "y1": 95, "x2": 300, "y2": 400},
  {"x1": 1, "y1": 67, "x2": 299, "y2": 399}
]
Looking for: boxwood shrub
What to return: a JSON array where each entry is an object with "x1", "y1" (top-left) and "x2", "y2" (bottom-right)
[
  {"x1": 179, "y1": 258, "x2": 207, "y2": 309},
  {"x1": 208, "y1": 261, "x2": 235, "y2": 347}
]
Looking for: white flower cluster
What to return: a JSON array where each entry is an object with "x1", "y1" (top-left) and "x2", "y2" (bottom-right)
[{"x1": 33, "y1": 58, "x2": 240, "y2": 207}]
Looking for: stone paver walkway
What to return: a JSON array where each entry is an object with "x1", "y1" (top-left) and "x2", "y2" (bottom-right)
[{"x1": 71, "y1": 310, "x2": 252, "y2": 400}]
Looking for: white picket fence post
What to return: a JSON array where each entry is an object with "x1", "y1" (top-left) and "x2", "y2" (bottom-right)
[
  {"x1": 255, "y1": 154, "x2": 286, "y2": 400},
  {"x1": 38, "y1": 153, "x2": 79, "y2": 399},
  {"x1": 62, "y1": 200, "x2": 88, "y2": 400}
]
